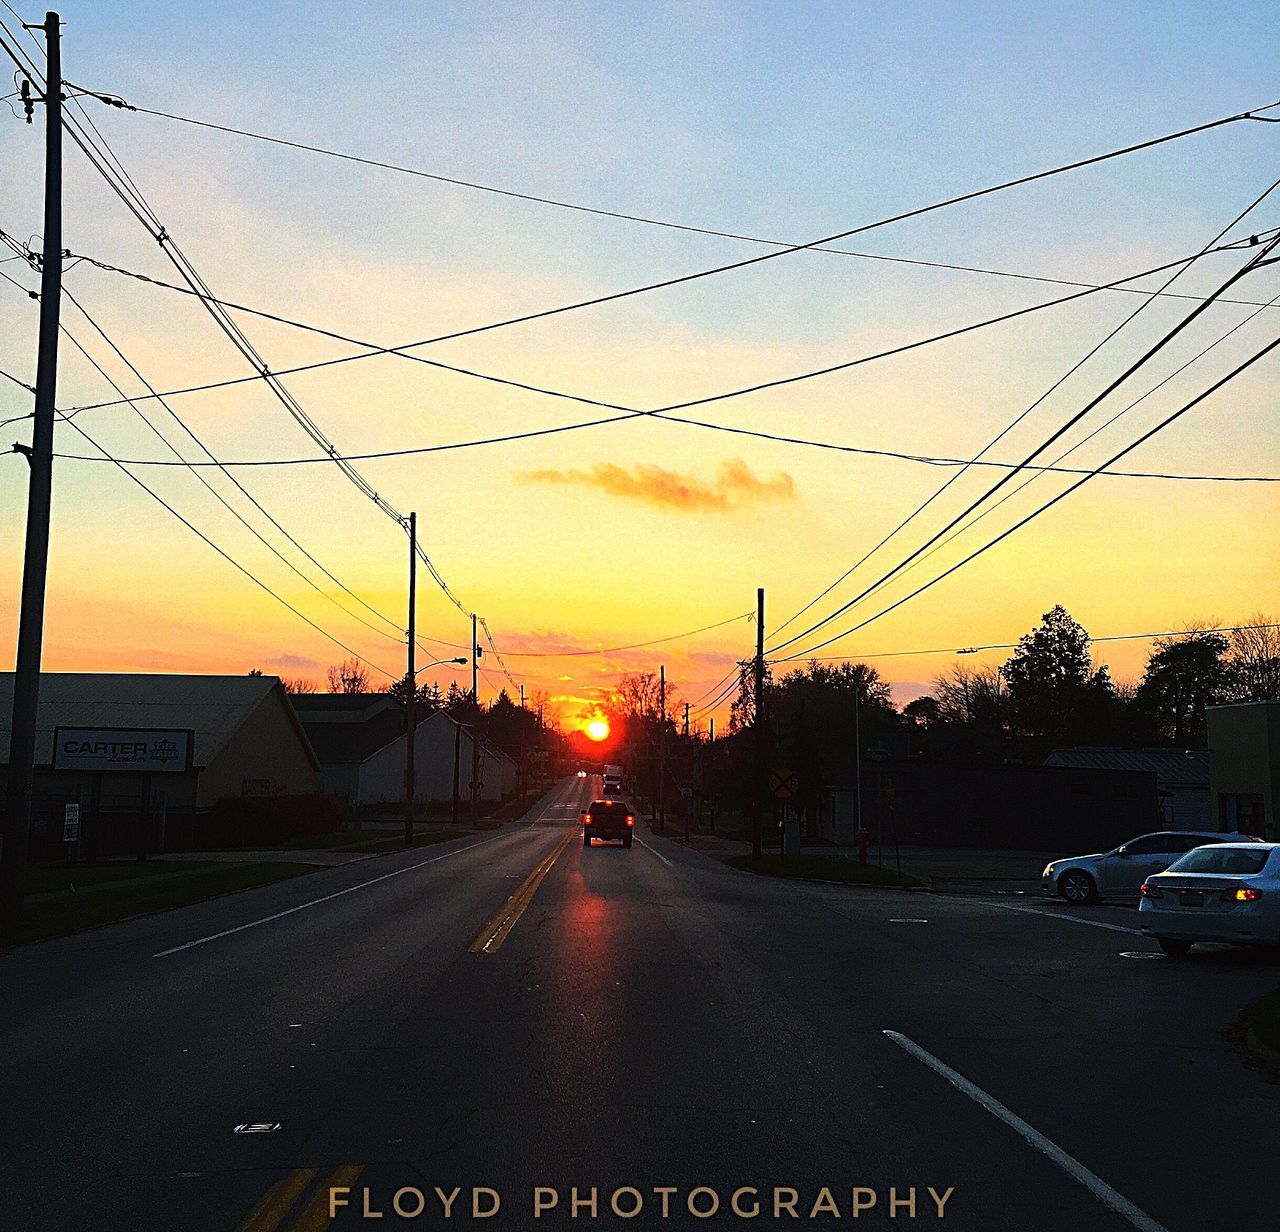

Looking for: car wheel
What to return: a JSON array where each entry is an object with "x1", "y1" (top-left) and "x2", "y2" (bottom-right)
[
  {"x1": 623, "y1": 835, "x2": 633, "y2": 848},
  {"x1": 1157, "y1": 937, "x2": 1192, "y2": 959},
  {"x1": 583, "y1": 833, "x2": 591, "y2": 847},
  {"x1": 1059, "y1": 871, "x2": 1098, "y2": 904}
]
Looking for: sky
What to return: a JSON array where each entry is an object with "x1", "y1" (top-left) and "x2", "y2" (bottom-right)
[{"x1": 1, "y1": 0, "x2": 1277, "y2": 731}]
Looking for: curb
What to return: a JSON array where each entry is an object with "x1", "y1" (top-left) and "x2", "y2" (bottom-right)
[{"x1": 1245, "y1": 1028, "x2": 1280, "y2": 1079}]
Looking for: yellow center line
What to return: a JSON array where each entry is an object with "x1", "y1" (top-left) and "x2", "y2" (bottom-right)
[
  {"x1": 470, "y1": 829, "x2": 575, "y2": 954},
  {"x1": 287, "y1": 1163, "x2": 365, "y2": 1232},
  {"x1": 234, "y1": 1168, "x2": 316, "y2": 1232}
]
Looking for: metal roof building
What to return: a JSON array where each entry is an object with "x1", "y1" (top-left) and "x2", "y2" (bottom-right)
[{"x1": 1044, "y1": 746, "x2": 1210, "y2": 829}]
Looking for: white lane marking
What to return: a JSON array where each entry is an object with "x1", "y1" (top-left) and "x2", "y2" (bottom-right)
[
  {"x1": 635, "y1": 836, "x2": 672, "y2": 867},
  {"x1": 153, "y1": 832, "x2": 510, "y2": 957},
  {"x1": 883, "y1": 1031, "x2": 1170, "y2": 1232},
  {"x1": 986, "y1": 902, "x2": 1142, "y2": 935},
  {"x1": 889, "y1": 918, "x2": 929, "y2": 923}
]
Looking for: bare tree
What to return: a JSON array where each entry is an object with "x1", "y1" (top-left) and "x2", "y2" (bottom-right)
[
  {"x1": 326, "y1": 658, "x2": 372, "y2": 694},
  {"x1": 1228, "y1": 613, "x2": 1280, "y2": 701},
  {"x1": 930, "y1": 662, "x2": 1005, "y2": 727},
  {"x1": 281, "y1": 676, "x2": 318, "y2": 694}
]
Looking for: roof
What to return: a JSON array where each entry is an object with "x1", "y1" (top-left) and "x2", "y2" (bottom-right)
[
  {"x1": 1044, "y1": 746, "x2": 1209, "y2": 787},
  {"x1": 289, "y1": 693, "x2": 401, "y2": 722},
  {"x1": 0, "y1": 673, "x2": 315, "y2": 769},
  {"x1": 299, "y1": 707, "x2": 405, "y2": 764}
]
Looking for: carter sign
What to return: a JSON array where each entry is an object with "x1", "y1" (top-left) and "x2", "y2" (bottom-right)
[{"x1": 53, "y1": 728, "x2": 193, "y2": 773}]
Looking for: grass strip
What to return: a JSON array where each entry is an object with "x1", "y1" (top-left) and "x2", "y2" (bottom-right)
[{"x1": 1, "y1": 862, "x2": 317, "y2": 949}]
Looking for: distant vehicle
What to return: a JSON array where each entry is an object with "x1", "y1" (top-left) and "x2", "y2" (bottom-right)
[
  {"x1": 602, "y1": 781, "x2": 624, "y2": 797},
  {"x1": 583, "y1": 799, "x2": 634, "y2": 847},
  {"x1": 1041, "y1": 830, "x2": 1263, "y2": 903},
  {"x1": 576, "y1": 770, "x2": 587, "y2": 779},
  {"x1": 1139, "y1": 843, "x2": 1280, "y2": 957},
  {"x1": 603, "y1": 763, "x2": 623, "y2": 788}
]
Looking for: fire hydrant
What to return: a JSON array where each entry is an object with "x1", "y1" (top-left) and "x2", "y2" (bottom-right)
[{"x1": 855, "y1": 826, "x2": 869, "y2": 865}]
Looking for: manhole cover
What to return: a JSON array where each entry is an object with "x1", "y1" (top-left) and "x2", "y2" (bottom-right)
[{"x1": 234, "y1": 1122, "x2": 281, "y2": 1134}]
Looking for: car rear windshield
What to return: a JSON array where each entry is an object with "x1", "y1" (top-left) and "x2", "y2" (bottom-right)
[
  {"x1": 588, "y1": 801, "x2": 626, "y2": 815},
  {"x1": 1166, "y1": 847, "x2": 1270, "y2": 875}
]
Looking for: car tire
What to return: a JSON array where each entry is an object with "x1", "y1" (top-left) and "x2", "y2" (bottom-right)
[
  {"x1": 1157, "y1": 937, "x2": 1192, "y2": 959},
  {"x1": 1059, "y1": 871, "x2": 1098, "y2": 904},
  {"x1": 583, "y1": 833, "x2": 591, "y2": 848},
  {"x1": 623, "y1": 835, "x2": 633, "y2": 848}
]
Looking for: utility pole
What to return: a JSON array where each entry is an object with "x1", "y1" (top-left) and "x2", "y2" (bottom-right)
[
  {"x1": 1, "y1": 12, "x2": 63, "y2": 925},
  {"x1": 402, "y1": 512, "x2": 416, "y2": 847},
  {"x1": 752, "y1": 587, "x2": 765, "y2": 861},
  {"x1": 470, "y1": 613, "x2": 480, "y2": 824},
  {"x1": 683, "y1": 701, "x2": 689, "y2": 739},
  {"x1": 517, "y1": 684, "x2": 526, "y2": 805},
  {"x1": 657, "y1": 665, "x2": 666, "y2": 832}
]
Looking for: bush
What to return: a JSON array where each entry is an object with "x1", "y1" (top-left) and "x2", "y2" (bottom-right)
[{"x1": 199, "y1": 794, "x2": 350, "y2": 849}]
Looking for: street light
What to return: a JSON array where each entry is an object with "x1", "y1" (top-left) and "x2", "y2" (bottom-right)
[{"x1": 415, "y1": 656, "x2": 468, "y2": 676}]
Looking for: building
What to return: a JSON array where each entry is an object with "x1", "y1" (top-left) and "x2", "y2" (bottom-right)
[
  {"x1": 818, "y1": 759, "x2": 1158, "y2": 853},
  {"x1": 0, "y1": 673, "x2": 319, "y2": 858},
  {"x1": 291, "y1": 695, "x2": 517, "y2": 812},
  {"x1": 1207, "y1": 701, "x2": 1280, "y2": 840},
  {"x1": 1044, "y1": 746, "x2": 1210, "y2": 829}
]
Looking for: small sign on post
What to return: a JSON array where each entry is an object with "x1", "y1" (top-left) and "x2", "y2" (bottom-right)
[
  {"x1": 63, "y1": 803, "x2": 81, "y2": 844},
  {"x1": 769, "y1": 768, "x2": 799, "y2": 799}
]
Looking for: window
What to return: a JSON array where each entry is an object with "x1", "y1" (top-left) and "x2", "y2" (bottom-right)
[
  {"x1": 1167, "y1": 847, "x2": 1269, "y2": 875},
  {"x1": 1123, "y1": 834, "x2": 1168, "y2": 855}
]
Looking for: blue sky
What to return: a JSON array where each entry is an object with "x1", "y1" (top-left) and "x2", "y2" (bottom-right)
[{"x1": 0, "y1": 1, "x2": 1276, "y2": 717}]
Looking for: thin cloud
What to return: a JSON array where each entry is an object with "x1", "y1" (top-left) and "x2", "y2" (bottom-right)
[{"x1": 517, "y1": 457, "x2": 795, "y2": 512}]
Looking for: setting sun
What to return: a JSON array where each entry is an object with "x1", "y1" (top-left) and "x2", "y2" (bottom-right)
[{"x1": 585, "y1": 717, "x2": 610, "y2": 743}]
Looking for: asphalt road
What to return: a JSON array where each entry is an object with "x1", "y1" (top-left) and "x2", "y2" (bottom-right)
[{"x1": 2, "y1": 775, "x2": 1276, "y2": 1231}]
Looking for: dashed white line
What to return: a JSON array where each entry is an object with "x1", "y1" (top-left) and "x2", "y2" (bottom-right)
[
  {"x1": 884, "y1": 1031, "x2": 1170, "y2": 1232},
  {"x1": 153, "y1": 832, "x2": 509, "y2": 957}
]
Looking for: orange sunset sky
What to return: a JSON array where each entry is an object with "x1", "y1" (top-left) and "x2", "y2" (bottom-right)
[{"x1": 1, "y1": 2, "x2": 1277, "y2": 734}]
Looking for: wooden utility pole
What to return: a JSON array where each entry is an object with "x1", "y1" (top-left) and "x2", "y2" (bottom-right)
[
  {"x1": 402, "y1": 512, "x2": 416, "y2": 847},
  {"x1": 470, "y1": 613, "x2": 480, "y2": 823},
  {"x1": 752, "y1": 587, "x2": 765, "y2": 861},
  {"x1": 1, "y1": 12, "x2": 63, "y2": 924},
  {"x1": 657, "y1": 665, "x2": 666, "y2": 832}
]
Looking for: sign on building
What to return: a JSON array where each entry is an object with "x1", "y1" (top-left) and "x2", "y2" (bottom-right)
[
  {"x1": 63, "y1": 803, "x2": 80, "y2": 843},
  {"x1": 52, "y1": 728, "x2": 193, "y2": 774}
]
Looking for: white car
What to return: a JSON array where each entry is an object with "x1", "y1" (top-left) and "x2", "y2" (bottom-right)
[
  {"x1": 1138, "y1": 842, "x2": 1280, "y2": 957},
  {"x1": 1041, "y1": 830, "x2": 1261, "y2": 903}
]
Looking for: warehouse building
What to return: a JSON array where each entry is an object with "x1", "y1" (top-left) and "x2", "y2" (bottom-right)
[{"x1": 0, "y1": 672, "x2": 319, "y2": 858}]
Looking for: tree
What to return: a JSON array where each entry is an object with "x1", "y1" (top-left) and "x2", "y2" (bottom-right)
[
  {"x1": 383, "y1": 676, "x2": 442, "y2": 708},
  {"x1": 930, "y1": 663, "x2": 1005, "y2": 728},
  {"x1": 1227, "y1": 613, "x2": 1280, "y2": 701},
  {"x1": 281, "y1": 676, "x2": 317, "y2": 694},
  {"x1": 326, "y1": 658, "x2": 371, "y2": 693},
  {"x1": 902, "y1": 696, "x2": 941, "y2": 729},
  {"x1": 1002, "y1": 605, "x2": 1111, "y2": 744},
  {"x1": 727, "y1": 662, "x2": 771, "y2": 735},
  {"x1": 1135, "y1": 628, "x2": 1232, "y2": 746}
]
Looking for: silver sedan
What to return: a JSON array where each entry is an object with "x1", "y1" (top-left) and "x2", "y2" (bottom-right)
[
  {"x1": 1138, "y1": 843, "x2": 1280, "y2": 957},
  {"x1": 1041, "y1": 830, "x2": 1259, "y2": 904}
]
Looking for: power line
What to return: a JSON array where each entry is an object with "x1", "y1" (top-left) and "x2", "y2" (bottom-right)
[
  {"x1": 769, "y1": 232, "x2": 1280, "y2": 657},
  {"x1": 770, "y1": 179, "x2": 1280, "y2": 641},
  {"x1": 53, "y1": 236, "x2": 1267, "y2": 420},
  {"x1": 498, "y1": 611, "x2": 754, "y2": 658},
  {"x1": 79, "y1": 83, "x2": 1280, "y2": 308},
  {"x1": 774, "y1": 622, "x2": 1280, "y2": 665},
  {"x1": 6, "y1": 31, "x2": 479, "y2": 645},
  {"x1": 829, "y1": 285, "x2": 1280, "y2": 615},
  {"x1": 776, "y1": 329, "x2": 1280, "y2": 664},
  {"x1": 53, "y1": 407, "x2": 398, "y2": 680}
]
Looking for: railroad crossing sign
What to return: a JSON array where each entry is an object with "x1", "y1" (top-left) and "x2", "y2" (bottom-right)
[{"x1": 769, "y1": 768, "x2": 799, "y2": 799}]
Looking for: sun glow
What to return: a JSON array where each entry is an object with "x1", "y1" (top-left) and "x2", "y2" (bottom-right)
[{"x1": 585, "y1": 717, "x2": 610, "y2": 742}]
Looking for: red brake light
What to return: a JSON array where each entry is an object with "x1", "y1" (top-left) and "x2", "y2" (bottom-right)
[
  {"x1": 583, "y1": 814, "x2": 592, "y2": 824},
  {"x1": 626, "y1": 815, "x2": 634, "y2": 826},
  {"x1": 1140, "y1": 882, "x2": 1163, "y2": 899},
  {"x1": 1234, "y1": 887, "x2": 1262, "y2": 902}
]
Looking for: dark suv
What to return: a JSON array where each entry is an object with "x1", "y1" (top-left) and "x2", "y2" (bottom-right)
[{"x1": 583, "y1": 799, "x2": 634, "y2": 848}]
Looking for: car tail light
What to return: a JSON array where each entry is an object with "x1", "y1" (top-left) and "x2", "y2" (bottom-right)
[
  {"x1": 583, "y1": 815, "x2": 592, "y2": 824},
  {"x1": 1234, "y1": 887, "x2": 1262, "y2": 902},
  {"x1": 1139, "y1": 882, "x2": 1163, "y2": 899},
  {"x1": 626, "y1": 815, "x2": 634, "y2": 826}
]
